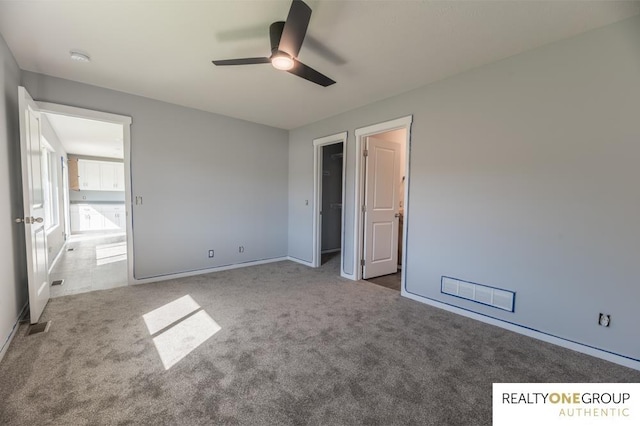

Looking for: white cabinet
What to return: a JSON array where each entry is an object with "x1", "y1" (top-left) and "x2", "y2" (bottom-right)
[
  {"x1": 102, "y1": 205, "x2": 126, "y2": 230},
  {"x1": 78, "y1": 160, "x2": 102, "y2": 190},
  {"x1": 77, "y1": 159, "x2": 125, "y2": 192},
  {"x1": 70, "y1": 204, "x2": 126, "y2": 233},
  {"x1": 100, "y1": 163, "x2": 116, "y2": 190},
  {"x1": 70, "y1": 205, "x2": 80, "y2": 230},
  {"x1": 114, "y1": 163, "x2": 125, "y2": 191}
]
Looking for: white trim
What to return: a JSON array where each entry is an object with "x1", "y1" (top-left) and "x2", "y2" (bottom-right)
[
  {"x1": 36, "y1": 102, "x2": 132, "y2": 125},
  {"x1": 401, "y1": 289, "x2": 640, "y2": 371},
  {"x1": 47, "y1": 240, "x2": 66, "y2": 274},
  {"x1": 352, "y1": 116, "x2": 413, "y2": 283},
  {"x1": 0, "y1": 302, "x2": 29, "y2": 363},
  {"x1": 312, "y1": 132, "x2": 347, "y2": 277},
  {"x1": 131, "y1": 257, "x2": 289, "y2": 285},
  {"x1": 35, "y1": 101, "x2": 135, "y2": 286},
  {"x1": 287, "y1": 256, "x2": 314, "y2": 267}
]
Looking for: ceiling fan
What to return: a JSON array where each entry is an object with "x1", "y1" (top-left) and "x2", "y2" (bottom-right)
[{"x1": 212, "y1": 0, "x2": 336, "y2": 87}]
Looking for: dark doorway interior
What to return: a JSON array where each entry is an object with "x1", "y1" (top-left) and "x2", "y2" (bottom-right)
[{"x1": 321, "y1": 143, "x2": 343, "y2": 265}]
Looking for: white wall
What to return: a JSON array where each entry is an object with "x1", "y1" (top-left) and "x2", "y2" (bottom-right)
[
  {"x1": 23, "y1": 72, "x2": 289, "y2": 280},
  {"x1": 0, "y1": 32, "x2": 26, "y2": 361},
  {"x1": 40, "y1": 114, "x2": 68, "y2": 264},
  {"x1": 288, "y1": 16, "x2": 640, "y2": 362}
]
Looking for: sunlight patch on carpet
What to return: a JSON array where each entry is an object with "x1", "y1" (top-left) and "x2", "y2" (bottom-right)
[{"x1": 143, "y1": 295, "x2": 221, "y2": 370}]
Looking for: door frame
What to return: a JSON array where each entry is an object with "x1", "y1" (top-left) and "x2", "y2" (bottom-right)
[
  {"x1": 353, "y1": 116, "x2": 412, "y2": 283},
  {"x1": 36, "y1": 101, "x2": 134, "y2": 284},
  {"x1": 61, "y1": 156, "x2": 70, "y2": 243},
  {"x1": 312, "y1": 132, "x2": 347, "y2": 271}
]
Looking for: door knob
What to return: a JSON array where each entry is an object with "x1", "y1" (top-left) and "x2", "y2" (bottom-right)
[
  {"x1": 15, "y1": 217, "x2": 43, "y2": 224},
  {"x1": 394, "y1": 213, "x2": 401, "y2": 218}
]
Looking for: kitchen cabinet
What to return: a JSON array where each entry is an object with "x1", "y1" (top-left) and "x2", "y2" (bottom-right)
[
  {"x1": 78, "y1": 160, "x2": 102, "y2": 190},
  {"x1": 102, "y1": 205, "x2": 126, "y2": 230},
  {"x1": 76, "y1": 159, "x2": 125, "y2": 191},
  {"x1": 70, "y1": 203, "x2": 126, "y2": 233},
  {"x1": 100, "y1": 162, "x2": 126, "y2": 191},
  {"x1": 114, "y1": 163, "x2": 125, "y2": 190}
]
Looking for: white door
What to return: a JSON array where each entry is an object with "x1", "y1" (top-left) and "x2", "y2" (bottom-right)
[
  {"x1": 18, "y1": 87, "x2": 50, "y2": 324},
  {"x1": 362, "y1": 137, "x2": 401, "y2": 279}
]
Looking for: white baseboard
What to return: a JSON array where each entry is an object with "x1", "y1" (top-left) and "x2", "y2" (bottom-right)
[
  {"x1": 287, "y1": 256, "x2": 314, "y2": 267},
  {"x1": 401, "y1": 289, "x2": 640, "y2": 371},
  {"x1": 130, "y1": 256, "x2": 289, "y2": 285},
  {"x1": 0, "y1": 302, "x2": 28, "y2": 363}
]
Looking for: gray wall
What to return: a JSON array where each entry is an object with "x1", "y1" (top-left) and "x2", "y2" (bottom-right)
[
  {"x1": 23, "y1": 72, "x2": 289, "y2": 279},
  {"x1": 40, "y1": 115, "x2": 68, "y2": 263},
  {"x1": 0, "y1": 32, "x2": 26, "y2": 359},
  {"x1": 288, "y1": 16, "x2": 640, "y2": 360}
]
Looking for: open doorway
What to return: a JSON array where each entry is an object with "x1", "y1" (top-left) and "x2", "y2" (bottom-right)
[
  {"x1": 320, "y1": 142, "x2": 343, "y2": 266},
  {"x1": 40, "y1": 110, "x2": 130, "y2": 297},
  {"x1": 312, "y1": 132, "x2": 347, "y2": 272},
  {"x1": 353, "y1": 116, "x2": 412, "y2": 292}
]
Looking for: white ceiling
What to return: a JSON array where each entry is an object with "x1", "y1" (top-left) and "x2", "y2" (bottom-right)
[
  {"x1": 43, "y1": 113, "x2": 124, "y2": 159},
  {"x1": 1, "y1": 1, "x2": 639, "y2": 130}
]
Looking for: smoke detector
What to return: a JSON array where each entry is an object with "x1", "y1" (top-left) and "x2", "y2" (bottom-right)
[{"x1": 70, "y1": 51, "x2": 91, "y2": 63}]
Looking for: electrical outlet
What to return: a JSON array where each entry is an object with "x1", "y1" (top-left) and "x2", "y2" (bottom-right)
[
  {"x1": 208, "y1": 250, "x2": 214, "y2": 258},
  {"x1": 598, "y1": 313, "x2": 610, "y2": 327}
]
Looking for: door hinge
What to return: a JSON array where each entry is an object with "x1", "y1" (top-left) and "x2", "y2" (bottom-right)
[
  {"x1": 363, "y1": 149, "x2": 368, "y2": 157},
  {"x1": 360, "y1": 259, "x2": 365, "y2": 266},
  {"x1": 361, "y1": 205, "x2": 366, "y2": 213}
]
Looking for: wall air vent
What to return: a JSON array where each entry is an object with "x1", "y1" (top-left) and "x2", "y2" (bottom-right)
[{"x1": 441, "y1": 276, "x2": 515, "y2": 312}]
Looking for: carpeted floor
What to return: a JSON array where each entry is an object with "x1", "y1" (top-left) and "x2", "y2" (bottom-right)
[{"x1": 1, "y1": 256, "x2": 638, "y2": 425}]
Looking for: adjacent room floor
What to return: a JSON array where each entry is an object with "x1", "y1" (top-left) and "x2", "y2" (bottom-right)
[
  {"x1": 1, "y1": 256, "x2": 638, "y2": 425},
  {"x1": 322, "y1": 251, "x2": 402, "y2": 291},
  {"x1": 366, "y1": 270, "x2": 401, "y2": 292},
  {"x1": 49, "y1": 233, "x2": 128, "y2": 298}
]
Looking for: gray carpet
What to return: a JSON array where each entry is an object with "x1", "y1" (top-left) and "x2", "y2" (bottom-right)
[{"x1": 1, "y1": 256, "x2": 638, "y2": 425}]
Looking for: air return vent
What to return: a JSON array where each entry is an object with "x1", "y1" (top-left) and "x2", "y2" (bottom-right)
[
  {"x1": 441, "y1": 276, "x2": 515, "y2": 312},
  {"x1": 27, "y1": 321, "x2": 51, "y2": 336}
]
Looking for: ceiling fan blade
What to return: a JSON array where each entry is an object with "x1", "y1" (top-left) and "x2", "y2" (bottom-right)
[
  {"x1": 279, "y1": 0, "x2": 311, "y2": 58},
  {"x1": 287, "y1": 59, "x2": 336, "y2": 87},
  {"x1": 212, "y1": 57, "x2": 271, "y2": 66}
]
